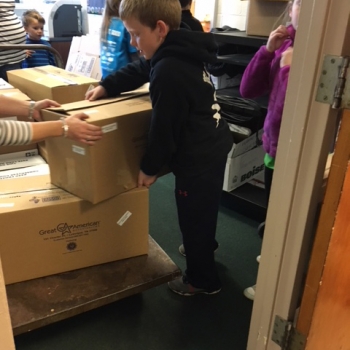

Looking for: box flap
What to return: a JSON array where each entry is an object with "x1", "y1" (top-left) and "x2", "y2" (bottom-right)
[{"x1": 47, "y1": 88, "x2": 150, "y2": 113}]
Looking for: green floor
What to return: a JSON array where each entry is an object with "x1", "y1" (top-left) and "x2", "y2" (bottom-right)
[{"x1": 14, "y1": 174, "x2": 262, "y2": 350}]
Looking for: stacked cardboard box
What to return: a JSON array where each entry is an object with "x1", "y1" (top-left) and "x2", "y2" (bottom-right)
[
  {"x1": 0, "y1": 74, "x2": 152, "y2": 285},
  {"x1": 7, "y1": 66, "x2": 99, "y2": 104},
  {"x1": 42, "y1": 94, "x2": 153, "y2": 204}
]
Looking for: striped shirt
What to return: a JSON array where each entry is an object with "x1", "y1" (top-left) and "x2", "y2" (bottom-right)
[
  {"x1": 21, "y1": 37, "x2": 56, "y2": 68},
  {"x1": 0, "y1": 0, "x2": 26, "y2": 66},
  {"x1": 0, "y1": 120, "x2": 32, "y2": 145}
]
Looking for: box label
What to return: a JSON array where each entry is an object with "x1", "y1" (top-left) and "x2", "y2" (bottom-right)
[
  {"x1": 117, "y1": 211, "x2": 132, "y2": 226},
  {"x1": 72, "y1": 145, "x2": 86, "y2": 155}
]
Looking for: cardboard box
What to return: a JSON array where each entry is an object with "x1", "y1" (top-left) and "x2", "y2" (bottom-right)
[
  {"x1": 42, "y1": 94, "x2": 152, "y2": 203},
  {"x1": 246, "y1": 0, "x2": 288, "y2": 37},
  {"x1": 223, "y1": 144, "x2": 265, "y2": 192},
  {"x1": 7, "y1": 66, "x2": 99, "y2": 104},
  {"x1": 0, "y1": 186, "x2": 149, "y2": 285}
]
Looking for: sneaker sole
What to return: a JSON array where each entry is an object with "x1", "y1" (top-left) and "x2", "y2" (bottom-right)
[
  {"x1": 243, "y1": 288, "x2": 255, "y2": 301},
  {"x1": 169, "y1": 286, "x2": 222, "y2": 297}
]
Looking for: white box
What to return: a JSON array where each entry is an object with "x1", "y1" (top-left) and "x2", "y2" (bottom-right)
[
  {"x1": 228, "y1": 128, "x2": 264, "y2": 158},
  {"x1": 211, "y1": 74, "x2": 241, "y2": 90},
  {"x1": 223, "y1": 145, "x2": 265, "y2": 192},
  {"x1": 65, "y1": 35, "x2": 102, "y2": 80}
]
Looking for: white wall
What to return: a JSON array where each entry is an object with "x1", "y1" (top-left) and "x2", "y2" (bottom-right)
[
  {"x1": 85, "y1": 0, "x2": 249, "y2": 35},
  {"x1": 215, "y1": 0, "x2": 248, "y2": 30}
]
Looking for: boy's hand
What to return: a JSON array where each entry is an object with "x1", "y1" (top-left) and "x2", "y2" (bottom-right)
[
  {"x1": 266, "y1": 25, "x2": 290, "y2": 53},
  {"x1": 280, "y1": 47, "x2": 293, "y2": 68},
  {"x1": 85, "y1": 86, "x2": 107, "y2": 101},
  {"x1": 138, "y1": 170, "x2": 157, "y2": 188}
]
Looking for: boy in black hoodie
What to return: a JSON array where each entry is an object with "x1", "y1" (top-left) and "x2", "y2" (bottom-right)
[{"x1": 86, "y1": 0, "x2": 233, "y2": 296}]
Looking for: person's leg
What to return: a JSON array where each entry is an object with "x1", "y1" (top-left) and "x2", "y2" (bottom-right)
[
  {"x1": 174, "y1": 158, "x2": 226, "y2": 291},
  {"x1": 258, "y1": 166, "x2": 274, "y2": 239}
]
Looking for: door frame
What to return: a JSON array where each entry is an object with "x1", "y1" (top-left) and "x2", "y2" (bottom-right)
[{"x1": 247, "y1": 1, "x2": 350, "y2": 349}]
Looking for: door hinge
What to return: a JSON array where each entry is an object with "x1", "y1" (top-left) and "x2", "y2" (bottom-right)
[
  {"x1": 316, "y1": 55, "x2": 350, "y2": 109},
  {"x1": 271, "y1": 315, "x2": 306, "y2": 350}
]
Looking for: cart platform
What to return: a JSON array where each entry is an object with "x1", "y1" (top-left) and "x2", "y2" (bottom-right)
[{"x1": 6, "y1": 236, "x2": 181, "y2": 335}]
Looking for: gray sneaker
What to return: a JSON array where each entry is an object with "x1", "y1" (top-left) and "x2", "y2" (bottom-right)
[
  {"x1": 168, "y1": 276, "x2": 221, "y2": 296},
  {"x1": 178, "y1": 243, "x2": 219, "y2": 257}
]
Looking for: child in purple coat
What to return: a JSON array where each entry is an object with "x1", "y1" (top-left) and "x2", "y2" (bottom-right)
[{"x1": 239, "y1": 0, "x2": 301, "y2": 300}]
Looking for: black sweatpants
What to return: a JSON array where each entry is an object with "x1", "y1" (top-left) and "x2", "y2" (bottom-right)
[{"x1": 175, "y1": 157, "x2": 227, "y2": 291}]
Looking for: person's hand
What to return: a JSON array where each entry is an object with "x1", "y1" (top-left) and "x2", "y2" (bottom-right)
[
  {"x1": 266, "y1": 25, "x2": 290, "y2": 53},
  {"x1": 138, "y1": 170, "x2": 157, "y2": 188},
  {"x1": 33, "y1": 99, "x2": 61, "y2": 121},
  {"x1": 25, "y1": 50, "x2": 34, "y2": 58},
  {"x1": 65, "y1": 113, "x2": 103, "y2": 145},
  {"x1": 85, "y1": 86, "x2": 107, "y2": 101},
  {"x1": 280, "y1": 47, "x2": 293, "y2": 68}
]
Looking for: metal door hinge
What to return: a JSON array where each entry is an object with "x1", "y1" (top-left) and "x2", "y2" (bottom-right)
[
  {"x1": 271, "y1": 315, "x2": 306, "y2": 350},
  {"x1": 316, "y1": 55, "x2": 350, "y2": 109}
]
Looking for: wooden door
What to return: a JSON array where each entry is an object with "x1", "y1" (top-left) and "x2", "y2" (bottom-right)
[
  {"x1": 297, "y1": 109, "x2": 350, "y2": 349},
  {"x1": 247, "y1": 0, "x2": 350, "y2": 349}
]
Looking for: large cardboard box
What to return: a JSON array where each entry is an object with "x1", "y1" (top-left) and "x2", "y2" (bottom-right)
[
  {"x1": 42, "y1": 94, "x2": 152, "y2": 203},
  {"x1": 7, "y1": 66, "x2": 99, "y2": 104},
  {"x1": 0, "y1": 187, "x2": 149, "y2": 285}
]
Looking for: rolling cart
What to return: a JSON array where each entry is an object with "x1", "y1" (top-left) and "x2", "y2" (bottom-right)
[{"x1": 0, "y1": 43, "x2": 181, "y2": 334}]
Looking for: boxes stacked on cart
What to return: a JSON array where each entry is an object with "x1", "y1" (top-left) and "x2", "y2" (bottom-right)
[
  {"x1": 223, "y1": 128, "x2": 265, "y2": 192},
  {"x1": 0, "y1": 76, "x2": 153, "y2": 284}
]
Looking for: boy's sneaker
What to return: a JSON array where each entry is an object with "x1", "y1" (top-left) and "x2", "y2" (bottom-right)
[
  {"x1": 178, "y1": 243, "x2": 219, "y2": 257},
  {"x1": 243, "y1": 284, "x2": 256, "y2": 301},
  {"x1": 168, "y1": 276, "x2": 221, "y2": 296}
]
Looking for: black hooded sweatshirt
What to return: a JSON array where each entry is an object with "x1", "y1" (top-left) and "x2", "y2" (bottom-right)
[{"x1": 101, "y1": 29, "x2": 233, "y2": 177}]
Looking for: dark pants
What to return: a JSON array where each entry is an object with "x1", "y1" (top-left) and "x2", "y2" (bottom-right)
[
  {"x1": 0, "y1": 62, "x2": 22, "y2": 82},
  {"x1": 175, "y1": 157, "x2": 226, "y2": 290}
]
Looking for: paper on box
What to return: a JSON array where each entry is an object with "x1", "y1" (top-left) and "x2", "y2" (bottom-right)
[{"x1": 0, "y1": 164, "x2": 56, "y2": 194}]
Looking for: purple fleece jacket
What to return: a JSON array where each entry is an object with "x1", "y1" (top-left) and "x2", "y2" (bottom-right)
[{"x1": 240, "y1": 25, "x2": 295, "y2": 158}]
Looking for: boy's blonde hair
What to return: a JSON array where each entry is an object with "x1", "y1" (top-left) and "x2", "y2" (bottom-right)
[
  {"x1": 22, "y1": 9, "x2": 45, "y2": 27},
  {"x1": 101, "y1": 0, "x2": 121, "y2": 39},
  {"x1": 119, "y1": 0, "x2": 181, "y2": 31}
]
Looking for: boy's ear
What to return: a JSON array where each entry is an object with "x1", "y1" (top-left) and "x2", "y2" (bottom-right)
[{"x1": 156, "y1": 20, "x2": 170, "y2": 38}]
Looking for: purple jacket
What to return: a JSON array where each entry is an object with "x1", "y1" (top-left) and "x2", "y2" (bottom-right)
[{"x1": 240, "y1": 25, "x2": 295, "y2": 158}]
